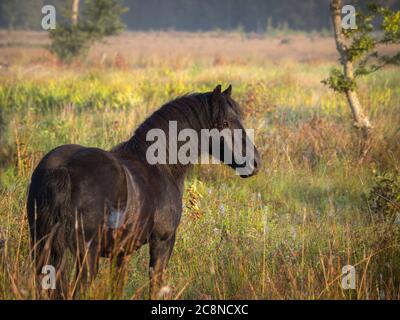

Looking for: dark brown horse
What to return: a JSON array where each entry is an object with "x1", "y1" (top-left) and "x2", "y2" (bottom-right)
[{"x1": 27, "y1": 85, "x2": 261, "y2": 299}]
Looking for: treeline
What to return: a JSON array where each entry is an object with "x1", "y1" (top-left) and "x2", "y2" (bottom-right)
[
  {"x1": 122, "y1": 0, "x2": 333, "y2": 32},
  {"x1": 0, "y1": 0, "x2": 399, "y2": 32}
]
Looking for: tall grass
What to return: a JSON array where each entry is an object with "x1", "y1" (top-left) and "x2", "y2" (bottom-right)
[{"x1": 0, "y1": 32, "x2": 399, "y2": 299}]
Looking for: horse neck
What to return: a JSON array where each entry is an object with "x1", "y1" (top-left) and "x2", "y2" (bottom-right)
[{"x1": 122, "y1": 95, "x2": 212, "y2": 181}]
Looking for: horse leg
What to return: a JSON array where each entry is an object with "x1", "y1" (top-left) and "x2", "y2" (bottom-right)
[{"x1": 149, "y1": 233, "x2": 176, "y2": 300}]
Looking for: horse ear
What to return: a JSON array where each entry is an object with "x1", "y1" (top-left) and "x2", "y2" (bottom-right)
[
  {"x1": 213, "y1": 84, "x2": 222, "y2": 95},
  {"x1": 211, "y1": 84, "x2": 222, "y2": 105},
  {"x1": 223, "y1": 84, "x2": 232, "y2": 97}
]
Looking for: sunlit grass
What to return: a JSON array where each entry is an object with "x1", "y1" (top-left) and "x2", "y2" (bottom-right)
[{"x1": 0, "y1": 33, "x2": 400, "y2": 300}]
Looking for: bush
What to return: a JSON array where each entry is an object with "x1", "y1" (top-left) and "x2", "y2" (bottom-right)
[
  {"x1": 49, "y1": 0, "x2": 127, "y2": 63},
  {"x1": 0, "y1": 107, "x2": 5, "y2": 166},
  {"x1": 368, "y1": 173, "x2": 400, "y2": 221},
  {"x1": 49, "y1": 26, "x2": 91, "y2": 63}
]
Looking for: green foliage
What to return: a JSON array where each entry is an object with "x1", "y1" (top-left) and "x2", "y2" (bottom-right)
[
  {"x1": 323, "y1": 3, "x2": 400, "y2": 93},
  {"x1": 1, "y1": 55, "x2": 400, "y2": 298},
  {"x1": 49, "y1": 0, "x2": 127, "y2": 63},
  {"x1": 82, "y1": 0, "x2": 128, "y2": 39},
  {"x1": 374, "y1": 5, "x2": 400, "y2": 43},
  {"x1": 49, "y1": 26, "x2": 92, "y2": 63},
  {"x1": 0, "y1": 107, "x2": 5, "y2": 165},
  {"x1": 368, "y1": 173, "x2": 400, "y2": 221},
  {"x1": 321, "y1": 68, "x2": 356, "y2": 92},
  {"x1": 0, "y1": 75, "x2": 143, "y2": 113},
  {"x1": 0, "y1": 0, "x2": 44, "y2": 30}
]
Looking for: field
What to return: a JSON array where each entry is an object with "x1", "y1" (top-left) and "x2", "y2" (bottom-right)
[{"x1": 0, "y1": 31, "x2": 399, "y2": 299}]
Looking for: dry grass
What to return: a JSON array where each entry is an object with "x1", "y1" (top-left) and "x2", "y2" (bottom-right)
[
  {"x1": 0, "y1": 31, "x2": 399, "y2": 300},
  {"x1": 0, "y1": 30, "x2": 340, "y2": 67}
]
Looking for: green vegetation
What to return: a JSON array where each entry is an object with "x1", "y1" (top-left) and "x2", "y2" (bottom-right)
[
  {"x1": 323, "y1": 2, "x2": 400, "y2": 131},
  {"x1": 324, "y1": 4, "x2": 400, "y2": 92},
  {"x1": 0, "y1": 32, "x2": 400, "y2": 299},
  {"x1": 49, "y1": 0, "x2": 127, "y2": 62}
]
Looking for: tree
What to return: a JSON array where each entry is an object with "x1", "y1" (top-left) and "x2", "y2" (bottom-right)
[
  {"x1": 72, "y1": 0, "x2": 80, "y2": 25},
  {"x1": 0, "y1": 0, "x2": 17, "y2": 30},
  {"x1": 0, "y1": 0, "x2": 44, "y2": 30},
  {"x1": 49, "y1": 0, "x2": 127, "y2": 63},
  {"x1": 323, "y1": 0, "x2": 400, "y2": 136}
]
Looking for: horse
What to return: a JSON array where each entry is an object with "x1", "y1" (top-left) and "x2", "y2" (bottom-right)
[{"x1": 27, "y1": 84, "x2": 261, "y2": 299}]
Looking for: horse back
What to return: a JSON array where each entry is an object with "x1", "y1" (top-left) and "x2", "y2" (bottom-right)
[{"x1": 36, "y1": 144, "x2": 127, "y2": 208}]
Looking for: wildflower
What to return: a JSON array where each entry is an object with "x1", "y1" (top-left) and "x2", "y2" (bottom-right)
[
  {"x1": 187, "y1": 183, "x2": 203, "y2": 219},
  {"x1": 219, "y1": 204, "x2": 225, "y2": 216},
  {"x1": 395, "y1": 213, "x2": 400, "y2": 224},
  {"x1": 290, "y1": 226, "x2": 297, "y2": 240},
  {"x1": 157, "y1": 286, "x2": 172, "y2": 299},
  {"x1": 213, "y1": 227, "x2": 221, "y2": 236}
]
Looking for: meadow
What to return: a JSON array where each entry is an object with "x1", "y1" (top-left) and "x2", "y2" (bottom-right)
[{"x1": 0, "y1": 31, "x2": 399, "y2": 299}]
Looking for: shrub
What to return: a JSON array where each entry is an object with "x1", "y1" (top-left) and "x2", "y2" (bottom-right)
[
  {"x1": 49, "y1": 25, "x2": 91, "y2": 63},
  {"x1": 49, "y1": 0, "x2": 127, "y2": 63},
  {"x1": 368, "y1": 173, "x2": 400, "y2": 221}
]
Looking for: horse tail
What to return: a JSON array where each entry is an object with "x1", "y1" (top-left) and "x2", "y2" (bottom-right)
[{"x1": 27, "y1": 166, "x2": 72, "y2": 298}]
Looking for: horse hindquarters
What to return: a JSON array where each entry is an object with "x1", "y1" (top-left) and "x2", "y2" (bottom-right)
[{"x1": 27, "y1": 166, "x2": 73, "y2": 299}]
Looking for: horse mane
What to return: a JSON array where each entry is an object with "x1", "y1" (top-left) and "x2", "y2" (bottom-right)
[
  {"x1": 112, "y1": 92, "x2": 212, "y2": 155},
  {"x1": 111, "y1": 90, "x2": 242, "y2": 169}
]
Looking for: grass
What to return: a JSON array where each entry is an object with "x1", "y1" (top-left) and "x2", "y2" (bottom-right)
[{"x1": 0, "y1": 31, "x2": 400, "y2": 299}]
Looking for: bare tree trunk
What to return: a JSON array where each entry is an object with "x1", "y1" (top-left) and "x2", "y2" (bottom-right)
[
  {"x1": 330, "y1": 0, "x2": 371, "y2": 134},
  {"x1": 71, "y1": 0, "x2": 80, "y2": 26}
]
